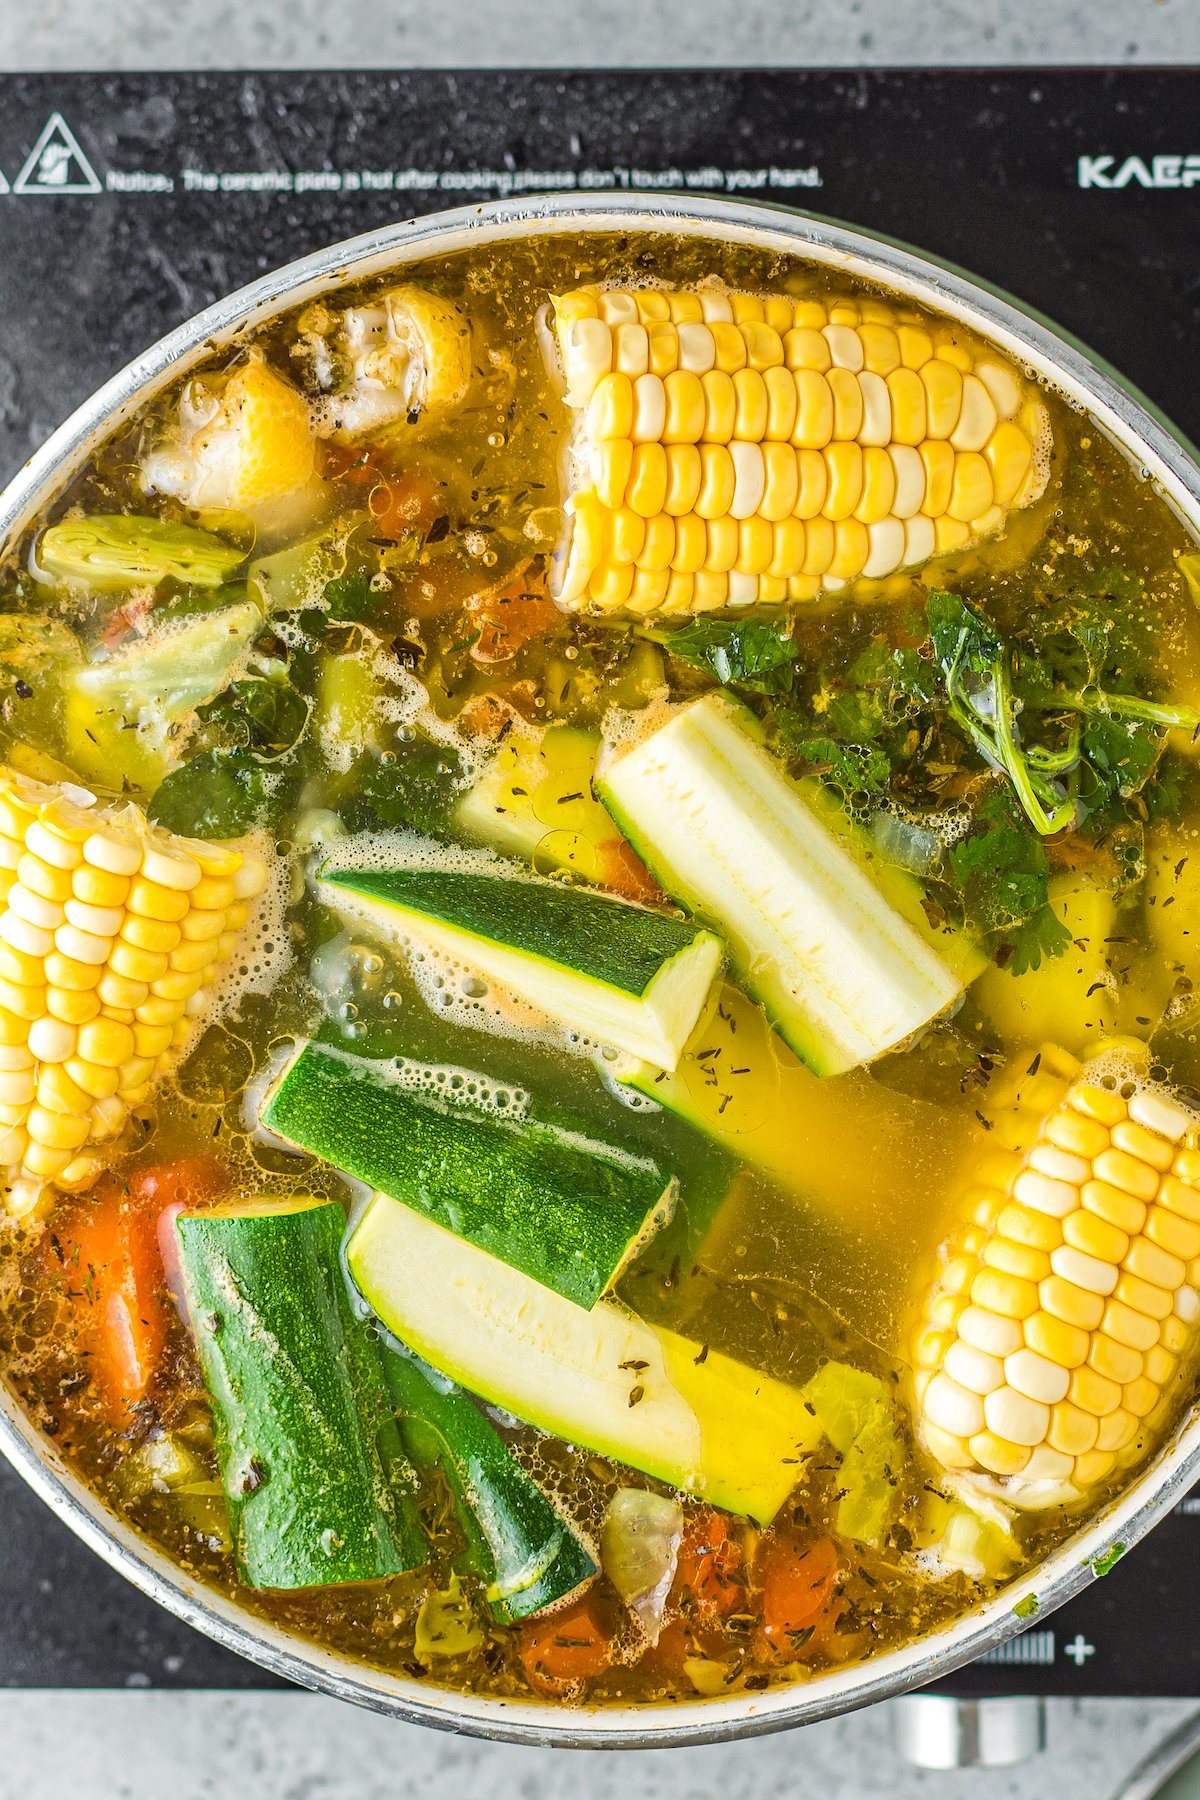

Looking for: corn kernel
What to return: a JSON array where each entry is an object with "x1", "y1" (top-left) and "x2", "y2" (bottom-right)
[
  {"x1": 1089, "y1": 1333, "x2": 1143, "y2": 1385},
  {"x1": 969, "y1": 1431, "x2": 1032, "y2": 1475},
  {"x1": 1024, "y1": 1310, "x2": 1089, "y2": 1368},
  {"x1": 1070, "y1": 1365, "x2": 1122, "y2": 1417}
]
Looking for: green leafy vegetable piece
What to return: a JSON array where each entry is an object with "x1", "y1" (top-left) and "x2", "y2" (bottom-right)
[
  {"x1": 643, "y1": 619, "x2": 798, "y2": 695},
  {"x1": 201, "y1": 676, "x2": 310, "y2": 759},
  {"x1": 344, "y1": 738, "x2": 469, "y2": 839},
  {"x1": 1012, "y1": 1593, "x2": 1040, "y2": 1620},
  {"x1": 801, "y1": 1361, "x2": 902, "y2": 1549},
  {"x1": 1091, "y1": 1542, "x2": 1125, "y2": 1578},
  {"x1": 38, "y1": 516, "x2": 246, "y2": 591},
  {"x1": 776, "y1": 729, "x2": 892, "y2": 805},
  {"x1": 948, "y1": 791, "x2": 1072, "y2": 975},
  {"x1": 149, "y1": 749, "x2": 280, "y2": 837},
  {"x1": 927, "y1": 591, "x2": 1077, "y2": 837},
  {"x1": 323, "y1": 571, "x2": 378, "y2": 624}
]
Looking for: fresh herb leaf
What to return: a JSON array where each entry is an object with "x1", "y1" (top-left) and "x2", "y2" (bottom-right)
[
  {"x1": 947, "y1": 789, "x2": 1071, "y2": 973},
  {"x1": 343, "y1": 738, "x2": 468, "y2": 839},
  {"x1": 644, "y1": 619, "x2": 798, "y2": 695},
  {"x1": 1076, "y1": 711, "x2": 1162, "y2": 819},
  {"x1": 149, "y1": 749, "x2": 283, "y2": 837},
  {"x1": 775, "y1": 727, "x2": 892, "y2": 803},
  {"x1": 201, "y1": 676, "x2": 311, "y2": 759},
  {"x1": 927, "y1": 591, "x2": 1077, "y2": 836},
  {"x1": 323, "y1": 571, "x2": 378, "y2": 623}
]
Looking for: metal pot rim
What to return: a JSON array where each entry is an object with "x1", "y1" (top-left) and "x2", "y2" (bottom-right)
[{"x1": 2, "y1": 191, "x2": 1199, "y2": 1749}]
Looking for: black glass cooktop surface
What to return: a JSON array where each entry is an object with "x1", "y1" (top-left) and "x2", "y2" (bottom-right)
[{"x1": 0, "y1": 67, "x2": 1197, "y2": 1696}]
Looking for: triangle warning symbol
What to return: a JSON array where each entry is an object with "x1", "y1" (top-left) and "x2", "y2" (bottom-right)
[
  {"x1": 14, "y1": 113, "x2": 102, "y2": 196},
  {"x1": 0, "y1": 169, "x2": 10, "y2": 196}
]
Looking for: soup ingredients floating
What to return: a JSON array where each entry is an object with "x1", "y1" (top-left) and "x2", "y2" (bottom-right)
[
  {"x1": 619, "y1": 980, "x2": 983, "y2": 1246},
  {"x1": 66, "y1": 598, "x2": 264, "y2": 791},
  {"x1": 600, "y1": 1487, "x2": 682, "y2": 1643},
  {"x1": 915, "y1": 1044, "x2": 1200, "y2": 1507},
  {"x1": 926, "y1": 590, "x2": 1200, "y2": 838},
  {"x1": 305, "y1": 286, "x2": 473, "y2": 439},
  {"x1": 0, "y1": 769, "x2": 267, "y2": 1217},
  {"x1": 54, "y1": 1169, "x2": 174, "y2": 1421},
  {"x1": 142, "y1": 356, "x2": 320, "y2": 521},
  {"x1": 597, "y1": 693, "x2": 965, "y2": 1075},
  {"x1": 262, "y1": 1040, "x2": 676, "y2": 1310},
  {"x1": 548, "y1": 284, "x2": 1048, "y2": 613},
  {"x1": 346, "y1": 1192, "x2": 823, "y2": 1523},
  {"x1": 36, "y1": 515, "x2": 247, "y2": 592},
  {"x1": 384, "y1": 1343, "x2": 597, "y2": 1625},
  {"x1": 174, "y1": 1194, "x2": 427, "y2": 1590},
  {"x1": 320, "y1": 860, "x2": 723, "y2": 1071}
]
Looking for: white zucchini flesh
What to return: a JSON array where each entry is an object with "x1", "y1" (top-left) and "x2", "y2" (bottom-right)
[
  {"x1": 597, "y1": 694, "x2": 964, "y2": 1075},
  {"x1": 347, "y1": 1190, "x2": 822, "y2": 1524}
]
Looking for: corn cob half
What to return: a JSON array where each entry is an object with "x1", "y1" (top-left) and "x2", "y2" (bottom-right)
[
  {"x1": 0, "y1": 768, "x2": 268, "y2": 1218},
  {"x1": 914, "y1": 1044, "x2": 1200, "y2": 1507},
  {"x1": 548, "y1": 285, "x2": 1050, "y2": 614}
]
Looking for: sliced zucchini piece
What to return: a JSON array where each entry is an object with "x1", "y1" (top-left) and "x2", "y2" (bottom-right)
[
  {"x1": 319, "y1": 862, "x2": 723, "y2": 1070},
  {"x1": 347, "y1": 1192, "x2": 822, "y2": 1524},
  {"x1": 175, "y1": 1194, "x2": 426, "y2": 1589},
  {"x1": 261, "y1": 1041, "x2": 674, "y2": 1310},
  {"x1": 384, "y1": 1343, "x2": 596, "y2": 1623},
  {"x1": 597, "y1": 693, "x2": 963, "y2": 1075}
]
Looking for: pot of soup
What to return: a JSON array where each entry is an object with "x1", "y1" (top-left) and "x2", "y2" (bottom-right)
[{"x1": 0, "y1": 194, "x2": 1199, "y2": 1747}]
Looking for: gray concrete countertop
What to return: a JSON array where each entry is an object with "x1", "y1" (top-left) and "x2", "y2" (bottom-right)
[
  {"x1": 0, "y1": 1692, "x2": 1193, "y2": 1800},
  {"x1": 1, "y1": 0, "x2": 1199, "y2": 68},
  {"x1": 0, "y1": 5, "x2": 1199, "y2": 1797}
]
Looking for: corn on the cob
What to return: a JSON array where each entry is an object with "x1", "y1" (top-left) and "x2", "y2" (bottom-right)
[
  {"x1": 914, "y1": 1044, "x2": 1200, "y2": 1507},
  {"x1": 0, "y1": 768, "x2": 268, "y2": 1218},
  {"x1": 548, "y1": 285, "x2": 1050, "y2": 614}
]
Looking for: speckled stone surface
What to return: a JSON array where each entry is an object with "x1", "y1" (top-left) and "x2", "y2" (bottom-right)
[
  {"x1": 0, "y1": 1692, "x2": 1192, "y2": 1800},
  {"x1": 0, "y1": 0, "x2": 1198, "y2": 68},
  {"x1": 1, "y1": 6, "x2": 1199, "y2": 1795}
]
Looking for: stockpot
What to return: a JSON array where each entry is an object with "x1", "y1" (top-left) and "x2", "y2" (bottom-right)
[{"x1": 2, "y1": 192, "x2": 1199, "y2": 1749}]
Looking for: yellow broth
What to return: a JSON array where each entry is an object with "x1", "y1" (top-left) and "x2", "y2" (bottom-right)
[{"x1": 0, "y1": 229, "x2": 1198, "y2": 1704}]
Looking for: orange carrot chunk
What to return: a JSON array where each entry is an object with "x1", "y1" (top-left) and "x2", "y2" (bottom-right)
[
  {"x1": 755, "y1": 1533, "x2": 841, "y2": 1659},
  {"x1": 517, "y1": 1593, "x2": 613, "y2": 1698},
  {"x1": 676, "y1": 1507, "x2": 746, "y2": 1619},
  {"x1": 57, "y1": 1156, "x2": 223, "y2": 1421}
]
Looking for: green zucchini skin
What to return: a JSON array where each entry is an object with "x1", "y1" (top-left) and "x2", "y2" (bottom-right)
[
  {"x1": 261, "y1": 1042, "x2": 675, "y2": 1311},
  {"x1": 383, "y1": 1344, "x2": 596, "y2": 1624},
  {"x1": 324, "y1": 865, "x2": 698, "y2": 998},
  {"x1": 319, "y1": 862, "x2": 723, "y2": 1070},
  {"x1": 175, "y1": 1196, "x2": 426, "y2": 1590}
]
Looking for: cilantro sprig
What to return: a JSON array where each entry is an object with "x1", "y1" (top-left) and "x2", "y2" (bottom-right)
[{"x1": 927, "y1": 590, "x2": 1198, "y2": 838}]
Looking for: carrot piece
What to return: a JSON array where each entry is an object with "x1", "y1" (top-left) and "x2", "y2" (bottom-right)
[
  {"x1": 755, "y1": 1533, "x2": 841, "y2": 1659},
  {"x1": 369, "y1": 470, "x2": 441, "y2": 539},
  {"x1": 57, "y1": 1156, "x2": 224, "y2": 1422},
  {"x1": 637, "y1": 1615, "x2": 691, "y2": 1677},
  {"x1": 595, "y1": 837, "x2": 665, "y2": 907},
  {"x1": 466, "y1": 562, "x2": 561, "y2": 665},
  {"x1": 518, "y1": 1593, "x2": 612, "y2": 1698},
  {"x1": 676, "y1": 1508, "x2": 746, "y2": 1619}
]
